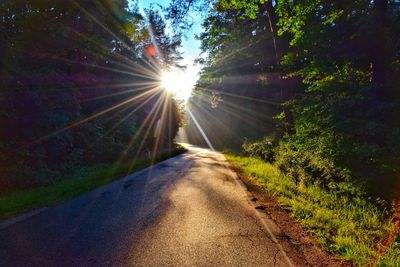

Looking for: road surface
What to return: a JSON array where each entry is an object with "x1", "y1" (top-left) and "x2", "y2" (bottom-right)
[{"x1": 0, "y1": 144, "x2": 294, "y2": 266}]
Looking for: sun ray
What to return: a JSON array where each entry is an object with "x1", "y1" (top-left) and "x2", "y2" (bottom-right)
[
  {"x1": 200, "y1": 34, "x2": 271, "y2": 75},
  {"x1": 48, "y1": 55, "x2": 158, "y2": 80},
  {"x1": 26, "y1": 88, "x2": 161, "y2": 148},
  {"x1": 113, "y1": 91, "x2": 165, "y2": 168},
  {"x1": 188, "y1": 100, "x2": 235, "y2": 146},
  {"x1": 86, "y1": 92, "x2": 160, "y2": 151},
  {"x1": 186, "y1": 107, "x2": 215, "y2": 151},
  {"x1": 69, "y1": 27, "x2": 161, "y2": 77},
  {"x1": 194, "y1": 86, "x2": 279, "y2": 106},
  {"x1": 160, "y1": 67, "x2": 197, "y2": 103},
  {"x1": 151, "y1": 91, "x2": 170, "y2": 162},
  {"x1": 68, "y1": 29, "x2": 153, "y2": 76},
  {"x1": 125, "y1": 93, "x2": 166, "y2": 172},
  {"x1": 73, "y1": 1, "x2": 134, "y2": 52},
  {"x1": 80, "y1": 84, "x2": 161, "y2": 103},
  {"x1": 194, "y1": 93, "x2": 276, "y2": 126}
]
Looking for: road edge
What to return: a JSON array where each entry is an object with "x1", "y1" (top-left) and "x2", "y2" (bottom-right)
[
  {"x1": 224, "y1": 158, "x2": 346, "y2": 267},
  {"x1": 0, "y1": 149, "x2": 189, "y2": 229}
]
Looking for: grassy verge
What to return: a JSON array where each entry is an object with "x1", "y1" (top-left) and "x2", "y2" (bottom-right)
[
  {"x1": 378, "y1": 232, "x2": 400, "y2": 266},
  {"x1": 0, "y1": 145, "x2": 187, "y2": 220},
  {"x1": 225, "y1": 153, "x2": 398, "y2": 266}
]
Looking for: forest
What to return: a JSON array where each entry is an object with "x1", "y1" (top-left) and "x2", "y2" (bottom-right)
[
  {"x1": 1, "y1": 0, "x2": 400, "y2": 266},
  {"x1": 174, "y1": 0, "x2": 400, "y2": 265},
  {"x1": 0, "y1": 0, "x2": 182, "y2": 195},
  {"x1": 182, "y1": 0, "x2": 400, "y2": 199}
]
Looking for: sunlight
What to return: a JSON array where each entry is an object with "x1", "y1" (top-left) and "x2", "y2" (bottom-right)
[{"x1": 161, "y1": 67, "x2": 196, "y2": 103}]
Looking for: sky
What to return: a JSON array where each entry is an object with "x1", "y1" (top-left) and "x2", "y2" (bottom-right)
[{"x1": 138, "y1": 0, "x2": 203, "y2": 78}]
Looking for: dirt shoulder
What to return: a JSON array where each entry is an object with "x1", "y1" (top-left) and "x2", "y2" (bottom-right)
[{"x1": 230, "y1": 165, "x2": 348, "y2": 267}]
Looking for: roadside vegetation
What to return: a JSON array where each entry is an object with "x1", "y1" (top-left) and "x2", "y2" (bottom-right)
[
  {"x1": 164, "y1": 0, "x2": 400, "y2": 265},
  {"x1": 0, "y1": 145, "x2": 187, "y2": 220},
  {"x1": 379, "y1": 234, "x2": 400, "y2": 266},
  {"x1": 1, "y1": 2, "x2": 183, "y2": 202},
  {"x1": 2, "y1": 0, "x2": 400, "y2": 265},
  {"x1": 225, "y1": 153, "x2": 397, "y2": 266}
]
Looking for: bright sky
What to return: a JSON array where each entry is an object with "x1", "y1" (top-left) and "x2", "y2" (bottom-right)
[
  {"x1": 139, "y1": 0, "x2": 202, "y2": 59},
  {"x1": 138, "y1": 0, "x2": 203, "y2": 102}
]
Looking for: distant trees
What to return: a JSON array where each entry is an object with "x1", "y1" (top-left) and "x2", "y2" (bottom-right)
[
  {"x1": 188, "y1": 1, "x2": 282, "y2": 148},
  {"x1": 0, "y1": 0, "x2": 182, "y2": 194}
]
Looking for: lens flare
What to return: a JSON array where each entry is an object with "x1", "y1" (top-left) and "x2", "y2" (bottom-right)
[{"x1": 161, "y1": 68, "x2": 196, "y2": 103}]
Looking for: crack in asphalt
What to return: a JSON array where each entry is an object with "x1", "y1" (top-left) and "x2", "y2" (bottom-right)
[
  {"x1": 215, "y1": 230, "x2": 263, "y2": 247},
  {"x1": 272, "y1": 248, "x2": 280, "y2": 266},
  {"x1": 0, "y1": 145, "x2": 298, "y2": 267}
]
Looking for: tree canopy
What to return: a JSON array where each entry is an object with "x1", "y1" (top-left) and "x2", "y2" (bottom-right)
[
  {"x1": 174, "y1": 0, "x2": 400, "y2": 198},
  {"x1": 0, "y1": 0, "x2": 182, "y2": 194}
]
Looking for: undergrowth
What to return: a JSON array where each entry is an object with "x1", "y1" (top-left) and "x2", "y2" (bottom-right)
[
  {"x1": 0, "y1": 145, "x2": 187, "y2": 220},
  {"x1": 225, "y1": 153, "x2": 398, "y2": 266}
]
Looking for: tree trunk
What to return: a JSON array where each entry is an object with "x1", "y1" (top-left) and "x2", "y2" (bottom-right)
[{"x1": 263, "y1": 1, "x2": 294, "y2": 134}]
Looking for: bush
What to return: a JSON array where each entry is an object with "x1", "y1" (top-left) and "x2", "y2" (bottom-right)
[
  {"x1": 274, "y1": 139, "x2": 351, "y2": 186},
  {"x1": 242, "y1": 136, "x2": 277, "y2": 162}
]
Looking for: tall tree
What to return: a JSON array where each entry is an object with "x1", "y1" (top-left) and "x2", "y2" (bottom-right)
[{"x1": 0, "y1": 0, "x2": 183, "y2": 194}]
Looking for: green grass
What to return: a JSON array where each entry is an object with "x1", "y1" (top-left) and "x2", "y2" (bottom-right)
[
  {"x1": 225, "y1": 153, "x2": 399, "y2": 266},
  {"x1": 0, "y1": 145, "x2": 187, "y2": 220},
  {"x1": 378, "y1": 232, "x2": 400, "y2": 267}
]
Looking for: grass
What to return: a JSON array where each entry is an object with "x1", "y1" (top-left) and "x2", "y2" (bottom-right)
[
  {"x1": 0, "y1": 144, "x2": 187, "y2": 220},
  {"x1": 378, "y1": 232, "x2": 400, "y2": 267},
  {"x1": 225, "y1": 153, "x2": 399, "y2": 266}
]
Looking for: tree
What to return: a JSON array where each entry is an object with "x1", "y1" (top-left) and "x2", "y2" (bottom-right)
[
  {"x1": 167, "y1": 0, "x2": 296, "y2": 132},
  {"x1": 0, "y1": 0, "x2": 183, "y2": 194},
  {"x1": 166, "y1": 0, "x2": 400, "y2": 192},
  {"x1": 274, "y1": 0, "x2": 400, "y2": 187}
]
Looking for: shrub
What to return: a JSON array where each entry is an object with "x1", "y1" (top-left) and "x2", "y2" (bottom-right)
[
  {"x1": 242, "y1": 136, "x2": 277, "y2": 162},
  {"x1": 274, "y1": 139, "x2": 351, "y2": 186}
]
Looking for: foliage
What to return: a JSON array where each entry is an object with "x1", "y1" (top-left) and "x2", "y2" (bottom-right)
[
  {"x1": 187, "y1": 0, "x2": 400, "y2": 192},
  {"x1": 0, "y1": 144, "x2": 187, "y2": 220},
  {"x1": 378, "y1": 231, "x2": 400, "y2": 266},
  {"x1": 146, "y1": 8, "x2": 183, "y2": 67},
  {"x1": 167, "y1": 0, "x2": 400, "y2": 204},
  {"x1": 275, "y1": 0, "x2": 400, "y2": 195},
  {"x1": 181, "y1": 0, "x2": 281, "y2": 149},
  {"x1": 242, "y1": 136, "x2": 277, "y2": 162},
  {"x1": 0, "y1": 0, "x2": 183, "y2": 195},
  {"x1": 225, "y1": 153, "x2": 397, "y2": 266},
  {"x1": 273, "y1": 139, "x2": 351, "y2": 186},
  {"x1": 165, "y1": 0, "x2": 400, "y2": 264}
]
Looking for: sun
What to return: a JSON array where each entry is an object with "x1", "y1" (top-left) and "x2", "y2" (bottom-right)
[{"x1": 161, "y1": 67, "x2": 196, "y2": 103}]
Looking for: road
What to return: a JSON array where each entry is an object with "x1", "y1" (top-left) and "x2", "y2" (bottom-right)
[{"x1": 0, "y1": 144, "x2": 294, "y2": 267}]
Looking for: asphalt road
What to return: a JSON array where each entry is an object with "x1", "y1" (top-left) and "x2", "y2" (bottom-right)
[{"x1": 0, "y1": 144, "x2": 294, "y2": 267}]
